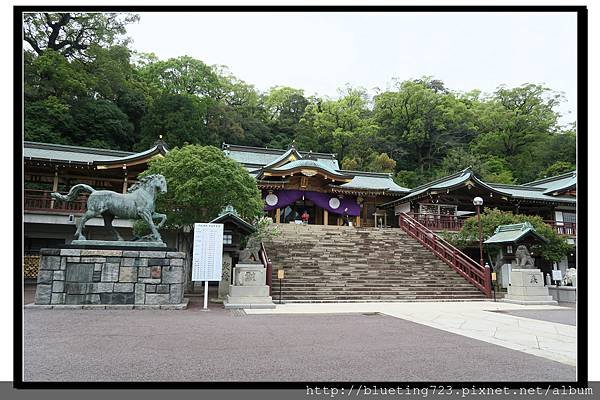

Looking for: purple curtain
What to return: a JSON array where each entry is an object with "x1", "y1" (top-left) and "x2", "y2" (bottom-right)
[{"x1": 263, "y1": 190, "x2": 360, "y2": 216}]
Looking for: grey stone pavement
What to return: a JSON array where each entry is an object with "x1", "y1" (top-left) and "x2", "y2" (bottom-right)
[
  {"x1": 23, "y1": 286, "x2": 575, "y2": 382},
  {"x1": 488, "y1": 309, "x2": 576, "y2": 326}
]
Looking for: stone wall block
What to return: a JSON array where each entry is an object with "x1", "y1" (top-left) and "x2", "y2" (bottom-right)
[
  {"x1": 145, "y1": 293, "x2": 169, "y2": 304},
  {"x1": 37, "y1": 270, "x2": 53, "y2": 284},
  {"x1": 41, "y1": 256, "x2": 61, "y2": 270},
  {"x1": 150, "y1": 266, "x2": 161, "y2": 279},
  {"x1": 145, "y1": 285, "x2": 156, "y2": 293},
  {"x1": 60, "y1": 249, "x2": 81, "y2": 257},
  {"x1": 65, "y1": 282, "x2": 92, "y2": 294},
  {"x1": 134, "y1": 258, "x2": 148, "y2": 267},
  {"x1": 80, "y1": 257, "x2": 106, "y2": 263},
  {"x1": 113, "y1": 283, "x2": 134, "y2": 292},
  {"x1": 81, "y1": 249, "x2": 122, "y2": 257},
  {"x1": 106, "y1": 257, "x2": 122, "y2": 263},
  {"x1": 119, "y1": 267, "x2": 137, "y2": 282},
  {"x1": 138, "y1": 278, "x2": 161, "y2": 284},
  {"x1": 52, "y1": 281, "x2": 64, "y2": 293},
  {"x1": 138, "y1": 267, "x2": 151, "y2": 278},
  {"x1": 66, "y1": 257, "x2": 80, "y2": 263},
  {"x1": 162, "y1": 266, "x2": 183, "y2": 284},
  {"x1": 169, "y1": 258, "x2": 184, "y2": 267},
  {"x1": 101, "y1": 263, "x2": 120, "y2": 282},
  {"x1": 40, "y1": 248, "x2": 60, "y2": 256},
  {"x1": 148, "y1": 258, "x2": 169, "y2": 266},
  {"x1": 94, "y1": 263, "x2": 102, "y2": 272},
  {"x1": 122, "y1": 251, "x2": 139, "y2": 258},
  {"x1": 156, "y1": 284, "x2": 169, "y2": 294},
  {"x1": 53, "y1": 271, "x2": 65, "y2": 281},
  {"x1": 121, "y1": 258, "x2": 135, "y2": 267},
  {"x1": 134, "y1": 283, "x2": 145, "y2": 304},
  {"x1": 169, "y1": 284, "x2": 183, "y2": 304},
  {"x1": 66, "y1": 264, "x2": 94, "y2": 282},
  {"x1": 92, "y1": 282, "x2": 114, "y2": 293},
  {"x1": 140, "y1": 251, "x2": 166, "y2": 258},
  {"x1": 35, "y1": 284, "x2": 51, "y2": 304},
  {"x1": 85, "y1": 294, "x2": 101, "y2": 304},
  {"x1": 51, "y1": 292, "x2": 65, "y2": 304},
  {"x1": 167, "y1": 252, "x2": 186, "y2": 258}
]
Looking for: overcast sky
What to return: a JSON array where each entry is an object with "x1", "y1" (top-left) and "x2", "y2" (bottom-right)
[{"x1": 126, "y1": 11, "x2": 577, "y2": 125}]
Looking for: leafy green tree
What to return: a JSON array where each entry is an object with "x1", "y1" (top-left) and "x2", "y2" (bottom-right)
[
  {"x1": 374, "y1": 78, "x2": 478, "y2": 173},
  {"x1": 68, "y1": 98, "x2": 134, "y2": 149},
  {"x1": 24, "y1": 97, "x2": 74, "y2": 144},
  {"x1": 138, "y1": 93, "x2": 214, "y2": 150},
  {"x1": 23, "y1": 12, "x2": 139, "y2": 60},
  {"x1": 140, "y1": 145, "x2": 264, "y2": 227},
  {"x1": 262, "y1": 86, "x2": 309, "y2": 147},
  {"x1": 436, "y1": 148, "x2": 515, "y2": 184},
  {"x1": 450, "y1": 208, "x2": 570, "y2": 263},
  {"x1": 136, "y1": 145, "x2": 264, "y2": 289},
  {"x1": 139, "y1": 56, "x2": 221, "y2": 98},
  {"x1": 368, "y1": 153, "x2": 397, "y2": 173},
  {"x1": 538, "y1": 161, "x2": 575, "y2": 179}
]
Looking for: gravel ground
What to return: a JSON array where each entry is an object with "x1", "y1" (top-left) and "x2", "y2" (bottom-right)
[
  {"x1": 22, "y1": 294, "x2": 575, "y2": 382},
  {"x1": 489, "y1": 309, "x2": 576, "y2": 326}
]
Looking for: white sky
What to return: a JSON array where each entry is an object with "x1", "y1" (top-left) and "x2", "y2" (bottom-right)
[{"x1": 127, "y1": 11, "x2": 577, "y2": 125}]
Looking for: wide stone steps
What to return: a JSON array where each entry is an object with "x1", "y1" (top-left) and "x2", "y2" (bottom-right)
[{"x1": 265, "y1": 225, "x2": 485, "y2": 302}]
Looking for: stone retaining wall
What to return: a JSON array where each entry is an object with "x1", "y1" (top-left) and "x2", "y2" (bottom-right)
[{"x1": 34, "y1": 248, "x2": 186, "y2": 306}]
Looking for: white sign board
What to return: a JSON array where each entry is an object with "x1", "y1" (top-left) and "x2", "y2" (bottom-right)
[
  {"x1": 552, "y1": 269, "x2": 563, "y2": 281},
  {"x1": 192, "y1": 223, "x2": 224, "y2": 282}
]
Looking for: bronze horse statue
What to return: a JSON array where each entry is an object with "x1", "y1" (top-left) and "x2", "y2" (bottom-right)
[{"x1": 51, "y1": 174, "x2": 167, "y2": 242}]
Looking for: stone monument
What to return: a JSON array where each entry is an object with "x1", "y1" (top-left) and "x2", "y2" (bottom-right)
[
  {"x1": 502, "y1": 245, "x2": 557, "y2": 305},
  {"x1": 224, "y1": 236, "x2": 275, "y2": 309},
  {"x1": 29, "y1": 174, "x2": 188, "y2": 309}
]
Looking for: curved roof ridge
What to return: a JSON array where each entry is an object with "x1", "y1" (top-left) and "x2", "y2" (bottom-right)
[
  {"x1": 522, "y1": 170, "x2": 576, "y2": 186},
  {"x1": 24, "y1": 141, "x2": 134, "y2": 157},
  {"x1": 408, "y1": 167, "x2": 472, "y2": 192}
]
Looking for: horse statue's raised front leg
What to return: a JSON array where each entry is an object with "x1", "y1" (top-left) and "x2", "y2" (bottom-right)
[
  {"x1": 138, "y1": 209, "x2": 162, "y2": 242},
  {"x1": 152, "y1": 212, "x2": 167, "y2": 229}
]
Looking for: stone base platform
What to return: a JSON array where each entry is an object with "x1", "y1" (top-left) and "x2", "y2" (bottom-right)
[
  {"x1": 25, "y1": 298, "x2": 189, "y2": 310},
  {"x1": 501, "y1": 269, "x2": 557, "y2": 306},
  {"x1": 223, "y1": 263, "x2": 275, "y2": 309},
  {"x1": 68, "y1": 240, "x2": 168, "y2": 249},
  {"x1": 34, "y1": 247, "x2": 186, "y2": 306}
]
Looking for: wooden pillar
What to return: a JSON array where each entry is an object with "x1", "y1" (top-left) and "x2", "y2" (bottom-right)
[
  {"x1": 275, "y1": 208, "x2": 281, "y2": 224},
  {"x1": 50, "y1": 169, "x2": 59, "y2": 209},
  {"x1": 356, "y1": 215, "x2": 361, "y2": 227},
  {"x1": 323, "y1": 209, "x2": 328, "y2": 225}
]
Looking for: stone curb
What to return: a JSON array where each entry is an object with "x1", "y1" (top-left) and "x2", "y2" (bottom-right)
[{"x1": 24, "y1": 298, "x2": 190, "y2": 310}]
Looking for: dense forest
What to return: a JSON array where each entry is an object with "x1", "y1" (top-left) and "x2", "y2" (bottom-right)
[{"x1": 23, "y1": 13, "x2": 576, "y2": 187}]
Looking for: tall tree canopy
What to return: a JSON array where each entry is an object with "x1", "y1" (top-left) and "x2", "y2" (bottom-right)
[{"x1": 23, "y1": 13, "x2": 576, "y2": 186}]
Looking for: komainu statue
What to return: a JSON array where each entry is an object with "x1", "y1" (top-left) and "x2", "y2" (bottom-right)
[
  {"x1": 514, "y1": 245, "x2": 536, "y2": 269},
  {"x1": 239, "y1": 236, "x2": 261, "y2": 263},
  {"x1": 51, "y1": 174, "x2": 167, "y2": 242},
  {"x1": 562, "y1": 268, "x2": 577, "y2": 286}
]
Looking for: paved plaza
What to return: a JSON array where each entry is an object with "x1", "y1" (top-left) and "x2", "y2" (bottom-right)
[{"x1": 23, "y1": 286, "x2": 576, "y2": 382}]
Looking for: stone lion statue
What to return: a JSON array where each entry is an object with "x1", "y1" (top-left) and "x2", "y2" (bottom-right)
[
  {"x1": 514, "y1": 245, "x2": 535, "y2": 269},
  {"x1": 562, "y1": 268, "x2": 577, "y2": 286},
  {"x1": 239, "y1": 236, "x2": 261, "y2": 263}
]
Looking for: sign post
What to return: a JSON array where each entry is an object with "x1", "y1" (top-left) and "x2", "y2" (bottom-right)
[
  {"x1": 192, "y1": 223, "x2": 224, "y2": 310},
  {"x1": 277, "y1": 269, "x2": 284, "y2": 304}
]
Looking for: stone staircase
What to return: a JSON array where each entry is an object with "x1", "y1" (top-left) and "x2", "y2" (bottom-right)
[{"x1": 265, "y1": 224, "x2": 487, "y2": 302}]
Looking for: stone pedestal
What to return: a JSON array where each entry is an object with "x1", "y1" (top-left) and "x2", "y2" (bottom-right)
[
  {"x1": 29, "y1": 247, "x2": 188, "y2": 309},
  {"x1": 501, "y1": 269, "x2": 557, "y2": 305},
  {"x1": 218, "y1": 253, "x2": 233, "y2": 300},
  {"x1": 224, "y1": 263, "x2": 275, "y2": 309}
]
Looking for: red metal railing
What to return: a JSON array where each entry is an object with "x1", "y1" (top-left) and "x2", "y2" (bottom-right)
[
  {"x1": 24, "y1": 189, "x2": 87, "y2": 214},
  {"x1": 399, "y1": 212, "x2": 492, "y2": 298},
  {"x1": 408, "y1": 212, "x2": 468, "y2": 231},
  {"x1": 259, "y1": 242, "x2": 273, "y2": 295},
  {"x1": 544, "y1": 220, "x2": 577, "y2": 236}
]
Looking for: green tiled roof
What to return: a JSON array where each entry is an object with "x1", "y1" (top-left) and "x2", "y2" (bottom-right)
[
  {"x1": 24, "y1": 141, "x2": 133, "y2": 163},
  {"x1": 271, "y1": 159, "x2": 350, "y2": 178},
  {"x1": 222, "y1": 143, "x2": 340, "y2": 170},
  {"x1": 484, "y1": 222, "x2": 547, "y2": 244},
  {"x1": 338, "y1": 172, "x2": 409, "y2": 193}
]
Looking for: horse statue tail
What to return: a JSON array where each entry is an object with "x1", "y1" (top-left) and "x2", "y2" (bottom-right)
[{"x1": 51, "y1": 184, "x2": 95, "y2": 202}]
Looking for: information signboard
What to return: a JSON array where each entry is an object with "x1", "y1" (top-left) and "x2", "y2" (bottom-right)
[
  {"x1": 192, "y1": 223, "x2": 224, "y2": 282},
  {"x1": 552, "y1": 269, "x2": 563, "y2": 282}
]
